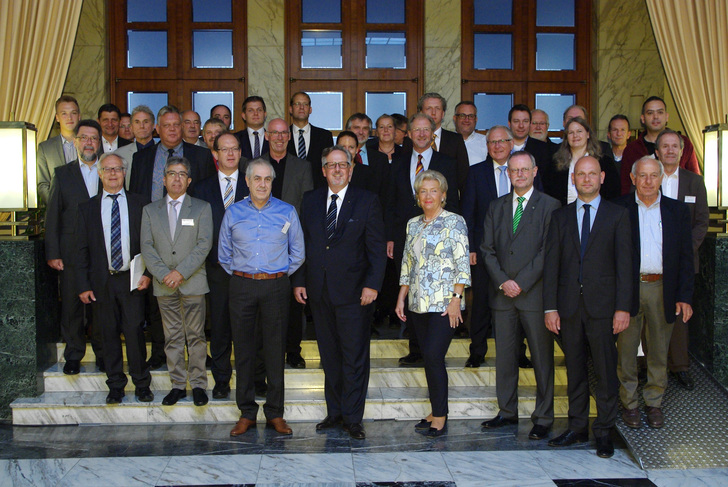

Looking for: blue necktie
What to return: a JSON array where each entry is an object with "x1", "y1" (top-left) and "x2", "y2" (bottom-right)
[
  {"x1": 253, "y1": 131, "x2": 260, "y2": 158},
  {"x1": 298, "y1": 129, "x2": 306, "y2": 159},
  {"x1": 326, "y1": 194, "x2": 338, "y2": 240},
  {"x1": 579, "y1": 204, "x2": 591, "y2": 284},
  {"x1": 109, "y1": 194, "x2": 122, "y2": 270},
  {"x1": 498, "y1": 165, "x2": 509, "y2": 197}
]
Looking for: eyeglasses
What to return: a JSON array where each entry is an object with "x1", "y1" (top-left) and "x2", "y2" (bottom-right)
[
  {"x1": 531, "y1": 121, "x2": 548, "y2": 127},
  {"x1": 411, "y1": 127, "x2": 432, "y2": 134},
  {"x1": 165, "y1": 171, "x2": 189, "y2": 179},
  {"x1": 267, "y1": 131, "x2": 289, "y2": 138},
  {"x1": 292, "y1": 102, "x2": 310, "y2": 107},
  {"x1": 487, "y1": 138, "x2": 512, "y2": 146},
  {"x1": 324, "y1": 162, "x2": 350, "y2": 169},
  {"x1": 218, "y1": 146, "x2": 240, "y2": 154},
  {"x1": 76, "y1": 135, "x2": 100, "y2": 143},
  {"x1": 101, "y1": 166, "x2": 125, "y2": 174},
  {"x1": 454, "y1": 113, "x2": 476, "y2": 120},
  {"x1": 508, "y1": 167, "x2": 532, "y2": 175}
]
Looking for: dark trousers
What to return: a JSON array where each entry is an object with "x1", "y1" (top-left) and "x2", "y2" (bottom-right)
[
  {"x1": 207, "y1": 262, "x2": 233, "y2": 386},
  {"x1": 145, "y1": 293, "x2": 166, "y2": 361},
  {"x1": 286, "y1": 296, "x2": 304, "y2": 355},
  {"x1": 560, "y1": 295, "x2": 619, "y2": 438},
  {"x1": 95, "y1": 271, "x2": 151, "y2": 391},
  {"x1": 310, "y1": 284, "x2": 371, "y2": 424},
  {"x1": 410, "y1": 312, "x2": 456, "y2": 417},
  {"x1": 230, "y1": 274, "x2": 289, "y2": 420},
  {"x1": 60, "y1": 266, "x2": 100, "y2": 361},
  {"x1": 469, "y1": 259, "x2": 492, "y2": 358}
]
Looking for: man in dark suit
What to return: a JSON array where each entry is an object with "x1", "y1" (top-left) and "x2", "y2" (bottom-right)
[
  {"x1": 210, "y1": 104, "x2": 232, "y2": 130},
  {"x1": 75, "y1": 153, "x2": 153, "y2": 404},
  {"x1": 599, "y1": 115, "x2": 630, "y2": 176},
  {"x1": 37, "y1": 95, "x2": 81, "y2": 204},
  {"x1": 529, "y1": 109, "x2": 559, "y2": 156},
  {"x1": 192, "y1": 133, "x2": 249, "y2": 399},
  {"x1": 543, "y1": 155, "x2": 632, "y2": 458},
  {"x1": 235, "y1": 96, "x2": 269, "y2": 160},
  {"x1": 98, "y1": 103, "x2": 133, "y2": 154},
  {"x1": 346, "y1": 113, "x2": 390, "y2": 197},
  {"x1": 480, "y1": 151, "x2": 561, "y2": 440},
  {"x1": 293, "y1": 145, "x2": 386, "y2": 440},
  {"x1": 656, "y1": 129, "x2": 708, "y2": 390},
  {"x1": 45, "y1": 119, "x2": 105, "y2": 376},
  {"x1": 616, "y1": 156, "x2": 694, "y2": 430},
  {"x1": 418, "y1": 93, "x2": 470, "y2": 191},
  {"x1": 287, "y1": 91, "x2": 334, "y2": 188},
  {"x1": 508, "y1": 104, "x2": 553, "y2": 171},
  {"x1": 387, "y1": 113, "x2": 459, "y2": 366}
]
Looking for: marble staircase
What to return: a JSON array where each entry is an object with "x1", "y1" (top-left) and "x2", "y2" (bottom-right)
[{"x1": 10, "y1": 338, "x2": 594, "y2": 425}]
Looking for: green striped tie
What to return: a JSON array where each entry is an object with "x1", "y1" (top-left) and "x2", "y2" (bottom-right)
[{"x1": 513, "y1": 196, "x2": 525, "y2": 233}]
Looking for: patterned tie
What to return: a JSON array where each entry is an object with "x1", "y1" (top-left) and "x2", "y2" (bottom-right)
[
  {"x1": 253, "y1": 131, "x2": 260, "y2": 158},
  {"x1": 109, "y1": 194, "x2": 122, "y2": 270},
  {"x1": 326, "y1": 194, "x2": 338, "y2": 240},
  {"x1": 513, "y1": 196, "x2": 525, "y2": 233},
  {"x1": 498, "y1": 165, "x2": 509, "y2": 197},
  {"x1": 297, "y1": 129, "x2": 306, "y2": 159},
  {"x1": 579, "y1": 204, "x2": 591, "y2": 284},
  {"x1": 431, "y1": 134, "x2": 438, "y2": 151},
  {"x1": 168, "y1": 148, "x2": 175, "y2": 160},
  {"x1": 415, "y1": 154, "x2": 424, "y2": 175},
  {"x1": 355, "y1": 150, "x2": 363, "y2": 166},
  {"x1": 169, "y1": 200, "x2": 180, "y2": 239},
  {"x1": 223, "y1": 176, "x2": 234, "y2": 209}
]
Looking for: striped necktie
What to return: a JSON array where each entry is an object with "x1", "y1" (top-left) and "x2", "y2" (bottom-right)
[
  {"x1": 223, "y1": 177, "x2": 234, "y2": 209},
  {"x1": 297, "y1": 129, "x2": 306, "y2": 159},
  {"x1": 415, "y1": 154, "x2": 424, "y2": 175},
  {"x1": 109, "y1": 194, "x2": 122, "y2": 270},
  {"x1": 513, "y1": 196, "x2": 525, "y2": 233},
  {"x1": 326, "y1": 194, "x2": 338, "y2": 240},
  {"x1": 253, "y1": 131, "x2": 260, "y2": 158},
  {"x1": 431, "y1": 134, "x2": 438, "y2": 151}
]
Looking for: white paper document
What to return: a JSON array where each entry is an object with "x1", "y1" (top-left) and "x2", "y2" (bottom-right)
[{"x1": 130, "y1": 254, "x2": 146, "y2": 292}]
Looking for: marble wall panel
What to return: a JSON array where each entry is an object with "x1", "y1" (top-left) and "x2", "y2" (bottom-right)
[
  {"x1": 425, "y1": 0, "x2": 461, "y2": 131},
  {"x1": 247, "y1": 46, "x2": 286, "y2": 120}
]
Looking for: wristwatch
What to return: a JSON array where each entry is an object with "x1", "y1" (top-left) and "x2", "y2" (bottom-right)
[{"x1": 452, "y1": 292, "x2": 463, "y2": 300}]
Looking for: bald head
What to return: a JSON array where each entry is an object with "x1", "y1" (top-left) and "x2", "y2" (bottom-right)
[
  {"x1": 266, "y1": 118, "x2": 291, "y2": 158},
  {"x1": 572, "y1": 155, "x2": 604, "y2": 202}
]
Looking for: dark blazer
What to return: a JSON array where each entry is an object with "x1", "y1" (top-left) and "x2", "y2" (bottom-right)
[
  {"x1": 293, "y1": 185, "x2": 386, "y2": 306},
  {"x1": 262, "y1": 152, "x2": 314, "y2": 214},
  {"x1": 74, "y1": 191, "x2": 149, "y2": 299},
  {"x1": 616, "y1": 194, "x2": 694, "y2": 323},
  {"x1": 439, "y1": 128, "x2": 470, "y2": 192},
  {"x1": 128, "y1": 141, "x2": 216, "y2": 200},
  {"x1": 543, "y1": 198, "x2": 633, "y2": 320},
  {"x1": 524, "y1": 137, "x2": 553, "y2": 171},
  {"x1": 287, "y1": 124, "x2": 334, "y2": 188},
  {"x1": 192, "y1": 172, "x2": 249, "y2": 264},
  {"x1": 663, "y1": 169, "x2": 709, "y2": 271},
  {"x1": 96, "y1": 137, "x2": 132, "y2": 157},
  {"x1": 356, "y1": 149, "x2": 390, "y2": 212},
  {"x1": 235, "y1": 129, "x2": 269, "y2": 160},
  {"x1": 366, "y1": 137, "x2": 408, "y2": 162},
  {"x1": 45, "y1": 161, "x2": 102, "y2": 261},
  {"x1": 540, "y1": 155, "x2": 620, "y2": 206}
]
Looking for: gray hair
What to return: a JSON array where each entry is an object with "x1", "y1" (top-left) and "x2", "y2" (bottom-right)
[
  {"x1": 157, "y1": 105, "x2": 181, "y2": 121},
  {"x1": 131, "y1": 105, "x2": 155, "y2": 123},
  {"x1": 631, "y1": 156, "x2": 664, "y2": 178},
  {"x1": 245, "y1": 157, "x2": 276, "y2": 180},
  {"x1": 99, "y1": 153, "x2": 127, "y2": 170},
  {"x1": 531, "y1": 108, "x2": 549, "y2": 125},
  {"x1": 655, "y1": 128, "x2": 684, "y2": 150},
  {"x1": 487, "y1": 125, "x2": 514, "y2": 141},
  {"x1": 165, "y1": 156, "x2": 191, "y2": 174},
  {"x1": 414, "y1": 170, "x2": 448, "y2": 207},
  {"x1": 507, "y1": 150, "x2": 536, "y2": 168},
  {"x1": 321, "y1": 145, "x2": 352, "y2": 167}
]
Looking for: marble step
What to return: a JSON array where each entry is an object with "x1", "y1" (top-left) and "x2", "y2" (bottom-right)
[
  {"x1": 10, "y1": 385, "x2": 594, "y2": 425},
  {"x1": 41, "y1": 357, "x2": 570, "y2": 392}
]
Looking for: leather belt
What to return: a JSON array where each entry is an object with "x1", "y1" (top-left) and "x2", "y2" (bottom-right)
[
  {"x1": 233, "y1": 271, "x2": 286, "y2": 280},
  {"x1": 109, "y1": 269, "x2": 129, "y2": 276},
  {"x1": 640, "y1": 273, "x2": 662, "y2": 282}
]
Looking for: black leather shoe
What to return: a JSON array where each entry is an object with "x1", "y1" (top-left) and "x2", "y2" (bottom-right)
[
  {"x1": 671, "y1": 370, "x2": 695, "y2": 390},
  {"x1": 528, "y1": 424, "x2": 550, "y2": 440},
  {"x1": 286, "y1": 353, "x2": 306, "y2": 369},
  {"x1": 212, "y1": 383, "x2": 230, "y2": 399},
  {"x1": 481, "y1": 415, "x2": 518, "y2": 429},
  {"x1": 162, "y1": 388, "x2": 186, "y2": 406},
  {"x1": 398, "y1": 352, "x2": 424, "y2": 367},
  {"x1": 106, "y1": 388, "x2": 125, "y2": 404},
  {"x1": 519, "y1": 354, "x2": 533, "y2": 368},
  {"x1": 464, "y1": 355, "x2": 483, "y2": 368},
  {"x1": 135, "y1": 387, "x2": 154, "y2": 402},
  {"x1": 316, "y1": 415, "x2": 343, "y2": 431},
  {"x1": 425, "y1": 419, "x2": 447, "y2": 437},
  {"x1": 414, "y1": 419, "x2": 432, "y2": 431},
  {"x1": 63, "y1": 360, "x2": 80, "y2": 375},
  {"x1": 146, "y1": 356, "x2": 165, "y2": 370},
  {"x1": 548, "y1": 429, "x2": 588, "y2": 447},
  {"x1": 255, "y1": 380, "x2": 267, "y2": 397},
  {"x1": 192, "y1": 387, "x2": 208, "y2": 406},
  {"x1": 596, "y1": 435, "x2": 614, "y2": 458},
  {"x1": 345, "y1": 423, "x2": 366, "y2": 440},
  {"x1": 96, "y1": 358, "x2": 106, "y2": 373}
]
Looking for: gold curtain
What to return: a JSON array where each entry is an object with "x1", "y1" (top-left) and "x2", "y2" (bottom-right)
[
  {"x1": 0, "y1": 0, "x2": 82, "y2": 140},
  {"x1": 646, "y1": 0, "x2": 728, "y2": 165}
]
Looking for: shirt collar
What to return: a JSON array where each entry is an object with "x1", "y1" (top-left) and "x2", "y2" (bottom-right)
[
  {"x1": 103, "y1": 188, "x2": 125, "y2": 199},
  {"x1": 166, "y1": 192, "x2": 186, "y2": 205},
  {"x1": 327, "y1": 184, "x2": 349, "y2": 202},
  {"x1": 218, "y1": 169, "x2": 239, "y2": 182},
  {"x1": 577, "y1": 194, "x2": 601, "y2": 212},
  {"x1": 160, "y1": 141, "x2": 183, "y2": 152},
  {"x1": 514, "y1": 185, "x2": 535, "y2": 202},
  {"x1": 635, "y1": 191, "x2": 661, "y2": 209},
  {"x1": 293, "y1": 123, "x2": 310, "y2": 134}
]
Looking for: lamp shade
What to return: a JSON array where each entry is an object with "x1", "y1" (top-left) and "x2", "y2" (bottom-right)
[{"x1": 0, "y1": 122, "x2": 37, "y2": 210}]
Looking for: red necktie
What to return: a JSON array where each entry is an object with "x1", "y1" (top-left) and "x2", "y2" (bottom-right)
[{"x1": 416, "y1": 154, "x2": 424, "y2": 175}]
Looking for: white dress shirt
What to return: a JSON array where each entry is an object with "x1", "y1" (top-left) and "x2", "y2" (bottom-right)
[
  {"x1": 433, "y1": 127, "x2": 442, "y2": 151},
  {"x1": 79, "y1": 161, "x2": 99, "y2": 197},
  {"x1": 102, "y1": 136, "x2": 120, "y2": 154},
  {"x1": 326, "y1": 184, "x2": 349, "y2": 224},
  {"x1": 218, "y1": 169, "x2": 239, "y2": 202},
  {"x1": 662, "y1": 168, "x2": 680, "y2": 200},
  {"x1": 293, "y1": 123, "x2": 311, "y2": 155},
  {"x1": 464, "y1": 131, "x2": 488, "y2": 165},
  {"x1": 512, "y1": 186, "x2": 535, "y2": 217},
  {"x1": 101, "y1": 189, "x2": 131, "y2": 271},
  {"x1": 410, "y1": 148, "x2": 433, "y2": 189}
]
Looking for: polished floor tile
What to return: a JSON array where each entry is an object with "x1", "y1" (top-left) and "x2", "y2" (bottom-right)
[{"x1": 353, "y1": 452, "x2": 452, "y2": 483}]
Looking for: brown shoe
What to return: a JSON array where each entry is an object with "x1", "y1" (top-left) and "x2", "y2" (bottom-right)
[
  {"x1": 621, "y1": 407, "x2": 641, "y2": 428},
  {"x1": 230, "y1": 417, "x2": 256, "y2": 436},
  {"x1": 266, "y1": 417, "x2": 293, "y2": 435},
  {"x1": 646, "y1": 406, "x2": 664, "y2": 428}
]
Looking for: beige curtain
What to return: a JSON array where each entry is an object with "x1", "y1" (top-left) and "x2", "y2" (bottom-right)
[
  {"x1": 646, "y1": 0, "x2": 728, "y2": 165},
  {"x1": 0, "y1": 0, "x2": 82, "y2": 140}
]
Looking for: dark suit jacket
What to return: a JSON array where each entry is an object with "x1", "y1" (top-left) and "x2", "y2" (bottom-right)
[
  {"x1": 96, "y1": 137, "x2": 133, "y2": 157},
  {"x1": 45, "y1": 161, "x2": 102, "y2": 261},
  {"x1": 524, "y1": 137, "x2": 553, "y2": 171},
  {"x1": 663, "y1": 169, "x2": 709, "y2": 271},
  {"x1": 481, "y1": 190, "x2": 561, "y2": 312},
  {"x1": 262, "y1": 152, "x2": 313, "y2": 214},
  {"x1": 540, "y1": 155, "x2": 620, "y2": 206},
  {"x1": 287, "y1": 124, "x2": 334, "y2": 188},
  {"x1": 128, "y1": 141, "x2": 215, "y2": 200},
  {"x1": 439, "y1": 128, "x2": 470, "y2": 191},
  {"x1": 366, "y1": 137, "x2": 408, "y2": 162},
  {"x1": 235, "y1": 129, "x2": 269, "y2": 160},
  {"x1": 292, "y1": 185, "x2": 386, "y2": 306},
  {"x1": 543, "y1": 198, "x2": 633, "y2": 320},
  {"x1": 74, "y1": 191, "x2": 150, "y2": 299},
  {"x1": 616, "y1": 194, "x2": 694, "y2": 323},
  {"x1": 192, "y1": 172, "x2": 249, "y2": 264},
  {"x1": 355, "y1": 149, "x2": 390, "y2": 212}
]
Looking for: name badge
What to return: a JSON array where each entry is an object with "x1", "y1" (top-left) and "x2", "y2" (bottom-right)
[
  {"x1": 684, "y1": 196, "x2": 696, "y2": 204},
  {"x1": 181, "y1": 219, "x2": 195, "y2": 226},
  {"x1": 282, "y1": 221, "x2": 291, "y2": 234}
]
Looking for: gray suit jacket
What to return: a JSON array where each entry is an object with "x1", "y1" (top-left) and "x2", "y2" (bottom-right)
[
  {"x1": 37, "y1": 135, "x2": 68, "y2": 204},
  {"x1": 481, "y1": 189, "x2": 561, "y2": 312},
  {"x1": 261, "y1": 152, "x2": 313, "y2": 214},
  {"x1": 113, "y1": 142, "x2": 138, "y2": 189},
  {"x1": 664, "y1": 169, "x2": 709, "y2": 271},
  {"x1": 140, "y1": 194, "x2": 213, "y2": 297}
]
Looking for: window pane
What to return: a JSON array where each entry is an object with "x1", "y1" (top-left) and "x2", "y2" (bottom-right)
[
  {"x1": 366, "y1": 92, "x2": 407, "y2": 124},
  {"x1": 193, "y1": 91, "x2": 235, "y2": 130},
  {"x1": 128, "y1": 93, "x2": 168, "y2": 123},
  {"x1": 535, "y1": 93, "x2": 575, "y2": 130},
  {"x1": 474, "y1": 33, "x2": 512, "y2": 70},
  {"x1": 308, "y1": 92, "x2": 343, "y2": 130},
  {"x1": 537, "y1": 0, "x2": 575, "y2": 27},
  {"x1": 127, "y1": 31, "x2": 168, "y2": 68},
  {"x1": 536, "y1": 33, "x2": 575, "y2": 71},
  {"x1": 193, "y1": 30, "x2": 233, "y2": 68},
  {"x1": 302, "y1": 0, "x2": 341, "y2": 23},
  {"x1": 301, "y1": 31, "x2": 342, "y2": 69},
  {"x1": 366, "y1": 32, "x2": 406, "y2": 69},
  {"x1": 474, "y1": 0, "x2": 512, "y2": 25},
  {"x1": 192, "y1": 0, "x2": 231, "y2": 22},
  {"x1": 367, "y1": 0, "x2": 405, "y2": 23},
  {"x1": 127, "y1": 0, "x2": 166, "y2": 22},
  {"x1": 473, "y1": 93, "x2": 513, "y2": 131}
]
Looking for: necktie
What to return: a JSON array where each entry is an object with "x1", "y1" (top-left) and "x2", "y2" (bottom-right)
[
  {"x1": 168, "y1": 148, "x2": 175, "y2": 160},
  {"x1": 169, "y1": 200, "x2": 180, "y2": 239},
  {"x1": 151, "y1": 149, "x2": 169, "y2": 201},
  {"x1": 253, "y1": 131, "x2": 260, "y2": 158},
  {"x1": 297, "y1": 129, "x2": 306, "y2": 159},
  {"x1": 355, "y1": 150, "x2": 363, "y2": 166},
  {"x1": 223, "y1": 177, "x2": 234, "y2": 209},
  {"x1": 579, "y1": 204, "x2": 591, "y2": 283},
  {"x1": 513, "y1": 196, "x2": 525, "y2": 233},
  {"x1": 498, "y1": 165, "x2": 509, "y2": 197},
  {"x1": 109, "y1": 194, "x2": 122, "y2": 270},
  {"x1": 431, "y1": 134, "x2": 438, "y2": 151},
  {"x1": 326, "y1": 194, "x2": 338, "y2": 240},
  {"x1": 415, "y1": 154, "x2": 424, "y2": 175}
]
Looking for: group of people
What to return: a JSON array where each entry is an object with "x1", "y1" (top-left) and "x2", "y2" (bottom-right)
[{"x1": 37, "y1": 90, "x2": 707, "y2": 453}]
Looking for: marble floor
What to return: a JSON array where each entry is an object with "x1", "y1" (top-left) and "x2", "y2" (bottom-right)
[{"x1": 2, "y1": 418, "x2": 727, "y2": 487}]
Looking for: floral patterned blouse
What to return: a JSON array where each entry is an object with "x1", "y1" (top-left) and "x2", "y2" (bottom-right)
[{"x1": 399, "y1": 210, "x2": 471, "y2": 313}]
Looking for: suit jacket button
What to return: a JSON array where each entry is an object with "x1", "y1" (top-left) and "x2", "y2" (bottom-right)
[
  {"x1": 172, "y1": 251, "x2": 176, "y2": 255},
  {"x1": 325, "y1": 246, "x2": 329, "y2": 250}
]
